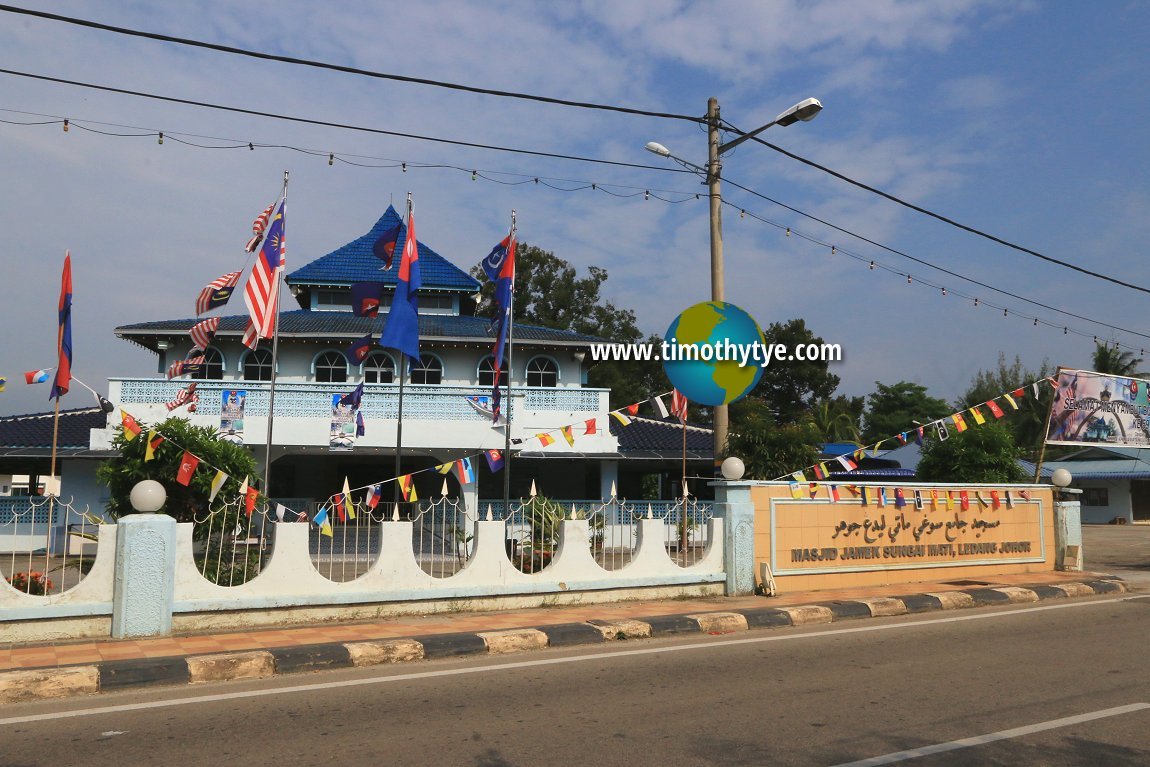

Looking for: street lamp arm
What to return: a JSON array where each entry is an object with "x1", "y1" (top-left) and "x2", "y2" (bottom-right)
[{"x1": 717, "y1": 97, "x2": 822, "y2": 155}]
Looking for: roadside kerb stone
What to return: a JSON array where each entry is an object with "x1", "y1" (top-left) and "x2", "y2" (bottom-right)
[
  {"x1": 779, "y1": 605, "x2": 833, "y2": 625},
  {"x1": 345, "y1": 639, "x2": 424, "y2": 666},
  {"x1": 858, "y1": 597, "x2": 909, "y2": 617},
  {"x1": 187, "y1": 651, "x2": 275, "y2": 684},
  {"x1": 993, "y1": 587, "x2": 1040, "y2": 604},
  {"x1": 1085, "y1": 580, "x2": 1127, "y2": 594},
  {"x1": 478, "y1": 629, "x2": 549, "y2": 654},
  {"x1": 587, "y1": 618, "x2": 652, "y2": 640},
  {"x1": 927, "y1": 591, "x2": 976, "y2": 610},
  {"x1": 1053, "y1": 582, "x2": 1096, "y2": 598},
  {"x1": 688, "y1": 612, "x2": 749, "y2": 634},
  {"x1": 0, "y1": 666, "x2": 100, "y2": 703}
]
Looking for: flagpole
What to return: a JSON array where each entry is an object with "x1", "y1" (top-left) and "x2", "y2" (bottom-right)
[
  {"x1": 262, "y1": 170, "x2": 289, "y2": 503},
  {"x1": 1033, "y1": 366, "x2": 1063, "y2": 483},
  {"x1": 502, "y1": 211, "x2": 516, "y2": 516},
  {"x1": 394, "y1": 193, "x2": 413, "y2": 511}
]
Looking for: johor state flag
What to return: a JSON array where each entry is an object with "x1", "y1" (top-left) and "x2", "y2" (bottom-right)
[
  {"x1": 484, "y1": 448, "x2": 504, "y2": 473},
  {"x1": 350, "y1": 282, "x2": 385, "y2": 318},
  {"x1": 379, "y1": 207, "x2": 421, "y2": 361},
  {"x1": 25, "y1": 369, "x2": 51, "y2": 384},
  {"x1": 50, "y1": 252, "x2": 72, "y2": 399},
  {"x1": 373, "y1": 222, "x2": 402, "y2": 270}
]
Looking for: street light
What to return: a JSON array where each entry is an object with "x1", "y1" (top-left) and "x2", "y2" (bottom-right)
[{"x1": 647, "y1": 96, "x2": 823, "y2": 462}]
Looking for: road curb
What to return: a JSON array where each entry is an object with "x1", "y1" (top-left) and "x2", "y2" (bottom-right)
[{"x1": 0, "y1": 578, "x2": 1127, "y2": 703}]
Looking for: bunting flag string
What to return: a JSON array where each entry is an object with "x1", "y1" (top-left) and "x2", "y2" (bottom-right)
[{"x1": 773, "y1": 374, "x2": 1059, "y2": 483}]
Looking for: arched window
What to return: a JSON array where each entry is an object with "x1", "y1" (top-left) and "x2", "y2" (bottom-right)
[
  {"x1": 314, "y1": 351, "x2": 348, "y2": 383},
  {"x1": 477, "y1": 356, "x2": 501, "y2": 387},
  {"x1": 525, "y1": 356, "x2": 559, "y2": 387},
  {"x1": 410, "y1": 354, "x2": 443, "y2": 385},
  {"x1": 242, "y1": 348, "x2": 274, "y2": 381},
  {"x1": 192, "y1": 347, "x2": 225, "y2": 381},
  {"x1": 363, "y1": 351, "x2": 396, "y2": 384}
]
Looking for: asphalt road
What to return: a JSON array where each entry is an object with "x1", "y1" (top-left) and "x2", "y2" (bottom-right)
[{"x1": 4, "y1": 593, "x2": 1149, "y2": 766}]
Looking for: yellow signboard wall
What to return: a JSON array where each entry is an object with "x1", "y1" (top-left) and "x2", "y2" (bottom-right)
[{"x1": 752, "y1": 483, "x2": 1055, "y2": 591}]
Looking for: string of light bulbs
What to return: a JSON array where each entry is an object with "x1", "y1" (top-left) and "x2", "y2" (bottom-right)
[{"x1": 3, "y1": 108, "x2": 1146, "y2": 356}]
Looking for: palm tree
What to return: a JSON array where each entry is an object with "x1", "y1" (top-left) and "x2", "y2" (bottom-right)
[{"x1": 1092, "y1": 342, "x2": 1147, "y2": 377}]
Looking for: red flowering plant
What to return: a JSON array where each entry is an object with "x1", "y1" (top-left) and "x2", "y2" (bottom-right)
[{"x1": 6, "y1": 571, "x2": 54, "y2": 595}]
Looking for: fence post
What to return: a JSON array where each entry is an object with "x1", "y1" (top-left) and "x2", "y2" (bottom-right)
[
  {"x1": 712, "y1": 481, "x2": 755, "y2": 595},
  {"x1": 111, "y1": 514, "x2": 177, "y2": 638}
]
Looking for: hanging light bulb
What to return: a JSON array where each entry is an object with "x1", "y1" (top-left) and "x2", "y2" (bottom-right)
[
  {"x1": 785, "y1": 227, "x2": 791, "y2": 236},
  {"x1": 907, "y1": 275, "x2": 912, "y2": 284},
  {"x1": 941, "y1": 287, "x2": 947, "y2": 296},
  {"x1": 974, "y1": 298, "x2": 979, "y2": 307},
  {"x1": 471, "y1": 170, "x2": 477, "y2": 181},
  {"x1": 63, "y1": 119, "x2": 69, "y2": 132},
  {"x1": 158, "y1": 132, "x2": 164, "y2": 145},
  {"x1": 1003, "y1": 308, "x2": 1008, "y2": 317},
  {"x1": 248, "y1": 142, "x2": 254, "y2": 151},
  {"x1": 1034, "y1": 318, "x2": 1038, "y2": 326},
  {"x1": 328, "y1": 153, "x2": 334, "y2": 166},
  {"x1": 740, "y1": 209, "x2": 745, "y2": 219},
  {"x1": 1064, "y1": 327, "x2": 1068, "y2": 335},
  {"x1": 831, "y1": 246, "x2": 836, "y2": 255},
  {"x1": 591, "y1": 183, "x2": 596, "y2": 190},
  {"x1": 401, "y1": 162, "x2": 407, "y2": 172},
  {"x1": 869, "y1": 261, "x2": 875, "y2": 270},
  {"x1": 644, "y1": 190, "x2": 650, "y2": 200}
]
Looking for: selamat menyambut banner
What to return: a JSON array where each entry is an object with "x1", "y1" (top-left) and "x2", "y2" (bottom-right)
[{"x1": 1046, "y1": 369, "x2": 1150, "y2": 447}]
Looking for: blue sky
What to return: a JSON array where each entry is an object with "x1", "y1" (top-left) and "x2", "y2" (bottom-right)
[{"x1": 1, "y1": 1, "x2": 1148, "y2": 417}]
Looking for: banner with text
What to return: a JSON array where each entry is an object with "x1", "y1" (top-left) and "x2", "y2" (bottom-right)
[
  {"x1": 218, "y1": 389, "x2": 246, "y2": 446},
  {"x1": 330, "y1": 394, "x2": 356, "y2": 451},
  {"x1": 1046, "y1": 369, "x2": 1150, "y2": 447}
]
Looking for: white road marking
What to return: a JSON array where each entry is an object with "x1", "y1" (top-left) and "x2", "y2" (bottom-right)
[
  {"x1": 830, "y1": 702, "x2": 1150, "y2": 766},
  {"x1": 0, "y1": 593, "x2": 1141, "y2": 726}
]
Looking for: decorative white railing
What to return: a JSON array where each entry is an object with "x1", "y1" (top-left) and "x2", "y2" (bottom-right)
[{"x1": 111, "y1": 379, "x2": 609, "y2": 420}]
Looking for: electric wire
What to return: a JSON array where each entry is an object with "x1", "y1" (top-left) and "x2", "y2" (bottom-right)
[{"x1": 0, "y1": 4, "x2": 703, "y2": 124}]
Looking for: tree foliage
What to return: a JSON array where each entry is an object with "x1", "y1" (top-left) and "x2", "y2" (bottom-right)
[
  {"x1": 748, "y1": 319, "x2": 840, "y2": 425},
  {"x1": 860, "y1": 381, "x2": 950, "y2": 445},
  {"x1": 958, "y1": 353, "x2": 1056, "y2": 460},
  {"x1": 726, "y1": 398, "x2": 821, "y2": 479},
  {"x1": 1091, "y1": 342, "x2": 1147, "y2": 378},
  {"x1": 915, "y1": 422, "x2": 1027, "y2": 483},
  {"x1": 96, "y1": 417, "x2": 259, "y2": 526},
  {"x1": 811, "y1": 394, "x2": 864, "y2": 443}
]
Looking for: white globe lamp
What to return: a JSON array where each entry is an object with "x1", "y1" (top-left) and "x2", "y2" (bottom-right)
[
  {"x1": 721, "y1": 456, "x2": 746, "y2": 481},
  {"x1": 129, "y1": 479, "x2": 167, "y2": 513},
  {"x1": 1051, "y1": 469, "x2": 1073, "y2": 489}
]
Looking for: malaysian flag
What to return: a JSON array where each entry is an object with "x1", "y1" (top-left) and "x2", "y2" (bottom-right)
[
  {"x1": 671, "y1": 389, "x2": 689, "y2": 422},
  {"x1": 242, "y1": 200, "x2": 285, "y2": 350},
  {"x1": 245, "y1": 202, "x2": 275, "y2": 253},
  {"x1": 167, "y1": 354, "x2": 205, "y2": 379},
  {"x1": 166, "y1": 382, "x2": 199, "y2": 412},
  {"x1": 195, "y1": 271, "x2": 242, "y2": 315},
  {"x1": 189, "y1": 317, "x2": 220, "y2": 350}
]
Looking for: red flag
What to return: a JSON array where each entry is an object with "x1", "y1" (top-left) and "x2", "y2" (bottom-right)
[
  {"x1": 176, "y1": 451, "x2": 200, "y2": 486},
  {"x1": 584, "y1": 418, "x2": 597, "y2": 435},
  {"x1": 626, "y1": 403, "x2": 640, "y2": 416},
  {"x1": 985, "y1": 400, "x2": 1005, "y2": 419},
  {"x1": 242, "y1": 200, "x2": 285, "y2": 349},
  {"x1": 959, "y1": 490, "x2": 970, "y2": 511},
  {"x1": 51, "y1": 252, "x2": 72, "y2": 399},
  {"x1": 671, "y1": 389, "x2": 689, "y2": 422},
  {"x1": 990, "y1": 490, "x2": 1001, "y2": 510},
  {"x1": 245, "y1": 485, "x2": 259, "y2": 516}
]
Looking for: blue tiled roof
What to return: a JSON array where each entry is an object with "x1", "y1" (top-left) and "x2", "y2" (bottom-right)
[
  {"x1": 0, "y1": 407, "x2": 108, "y2": 450},
  {"x1": 117, "y1": 310, "x2": 603, "y2": 345},
  {"x1": 609, "y1": 416, "x2": 713, "y2": 457},
  {"x1": 286, "y1": 205, "x2": 480, "y2": 292}
]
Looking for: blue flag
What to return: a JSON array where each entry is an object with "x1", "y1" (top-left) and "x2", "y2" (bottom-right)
[
  {"x1": 373, "y1": 222, "x2": 401, "y2": 270},
  {"x1": 479, "y1": 233, "x2": 515, "y2": 422},
  {"x1": 350, "y1": 282, "x2": 385, "y2": 317},
  {"x1": 50, "y1": 252, "x2": 73, "y2": 400},
  {"x1": 339, "y1": 381, "x2": 364, "y2": 409},
  {"x1": 345, "y1": 334, "x2": 375, "y2": 366},
  {"x1": 379, "y1": 209, "x2": 421, "y2": 362}
]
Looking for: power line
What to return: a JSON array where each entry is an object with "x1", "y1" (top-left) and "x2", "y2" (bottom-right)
[
  {"x1": 730, "y1": 126, "x2": 1150, "y2": 295},
  {"x1": 0, "y1": 68, "x2": 687, "y2": 173},
  {"x1": 3, "y1": 106, "x2": 1145, "y2": 351},
  {"x1": 0, "y1": 4, "x2": 703, "y2": 124}
]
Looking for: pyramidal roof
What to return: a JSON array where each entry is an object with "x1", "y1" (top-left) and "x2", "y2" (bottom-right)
[{"x1": 286, "y1": 204, "x2": 480, "y2": 293}]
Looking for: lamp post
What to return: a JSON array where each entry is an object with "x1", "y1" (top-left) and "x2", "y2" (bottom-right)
[{"x1": 647, "y1": 96, "x2": 823, "y2": 462}]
